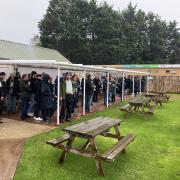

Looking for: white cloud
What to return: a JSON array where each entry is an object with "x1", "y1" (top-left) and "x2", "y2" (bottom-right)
[{"x1": 0, "y1": 0, "x2": 179, "y2": 44}]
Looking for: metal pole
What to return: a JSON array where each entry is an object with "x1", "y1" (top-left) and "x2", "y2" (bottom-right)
[
  {"x1": 147, "y1": 76, "x2": 149, "y2": 94},
  {"x1": 83, "y1": 70, "x2": 86, "y2": 115},
  {"x1": 57, "y1": 68, "x2": 60, "y2": 125},
  {"x1": 139, "y1": 76, "x2": 142, "y2": 96},
  {"x1": 122, "y1": 73, "x2": 125, "y2": 101},
  {"x1": 132, "y1": 75, "x2": 135, "y2": 96},
  {"x1": 106, "y1": 72, "x2": 110, "y2": 108}
]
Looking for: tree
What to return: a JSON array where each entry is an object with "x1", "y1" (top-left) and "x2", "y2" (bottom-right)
[{"x1": 39, "y1": 1, "x2": 180, "y2": 64}]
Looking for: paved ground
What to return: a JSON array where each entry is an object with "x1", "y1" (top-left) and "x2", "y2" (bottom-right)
[{"x1": 0, "y1": 118, "x2": 54, "y2": 180}]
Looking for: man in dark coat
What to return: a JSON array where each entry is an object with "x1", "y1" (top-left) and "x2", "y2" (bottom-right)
[
  {"x1": 103, "y1": 76, "x2": 108, "y2": 106},
  {"x1": 6, "y1": 73, "x2": 19, "y2": 113},
  {"x1": 33, "y1": 74, "x2": 43, "y2": 121},
  {"x1": 93, "y1": 76, "x2": 101, "y2": 102},
  {"x1": 28, "y1": 71, "x2": 37, "y2": 116},
  {"x1": 0, "y1": 72, "x2": 6, "y2": 122},
  {"x1": 85, "y1": 74, "x2": 94, "y2": 112},
  {"x1": 59, "y1": 73, "x2": 74, "y2": 122},
  {"x1": 41, "y1": 74, "x2": 54, "y2": 123},
  {"x1": 19, "y1": 74, "x2": 31, "y2": 120}
]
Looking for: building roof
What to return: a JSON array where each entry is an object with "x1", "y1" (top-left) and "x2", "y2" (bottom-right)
[{"x1": 0, "y1": 40, "x2": 71, "y2": 63}]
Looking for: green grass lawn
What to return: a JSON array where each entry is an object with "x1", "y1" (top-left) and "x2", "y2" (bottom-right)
[{"x1": 14, "y1": 95, "x2": 180, "y2": 180}]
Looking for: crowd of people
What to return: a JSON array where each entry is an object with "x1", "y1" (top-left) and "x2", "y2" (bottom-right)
[{"x1": 0, "y1": 71, "x2": 146, "y2": 124}]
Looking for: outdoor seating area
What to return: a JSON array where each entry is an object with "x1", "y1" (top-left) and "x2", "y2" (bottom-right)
[
  {"x1": 1, "y1": 0, "x2": 180, "y2": 179},
  {"x1": 12, "y1": 94, "x2": 180, "y2": 180}
]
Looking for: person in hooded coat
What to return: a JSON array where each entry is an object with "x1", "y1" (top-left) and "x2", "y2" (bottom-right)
[{"x1": 41, "y1": 74, "x2": 54, "y2": 123}]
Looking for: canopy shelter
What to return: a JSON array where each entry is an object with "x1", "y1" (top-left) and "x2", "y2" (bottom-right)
[{"x1": 0, "y1": 60, "x2": 150, "y2": 125}]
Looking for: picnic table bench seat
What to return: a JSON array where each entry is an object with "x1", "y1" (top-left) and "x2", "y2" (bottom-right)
[
  {"x1": 144, "y1": 104, "x2": 158, "y2": 119},
  {"x1": 46, "y1": 134, "x2": 70, "y2": 146},
  {"x1": 120, "y1": 104, "x2": 131, "y2": 112},
  {"x1": 101, "y1": 134, "x2": 135, "y2": 162}
]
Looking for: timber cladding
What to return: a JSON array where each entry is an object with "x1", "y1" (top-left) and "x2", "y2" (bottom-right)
[{"x1": 148, "y1": 76, "x2": 180, "y2": 93}]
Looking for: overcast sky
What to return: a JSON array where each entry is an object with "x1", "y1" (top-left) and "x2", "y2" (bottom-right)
[{"x1": 0, "y1": 0, "x2": 179, "y2": 45}]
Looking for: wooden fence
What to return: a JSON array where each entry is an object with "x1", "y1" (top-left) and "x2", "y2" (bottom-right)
[{"x1": 148, "y1": 76, "x2": 180, "y2": 93}]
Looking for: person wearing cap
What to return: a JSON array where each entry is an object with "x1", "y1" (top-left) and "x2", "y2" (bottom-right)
[
  {"x1": 28, "y1": 71, "x2": 37, "y2": 117},
  {"x1": 59, "y1": 72, "x2": 74, "y2": 122},
  {"x1": 6, "y1": 73, "x2": 20, "y2": 113},
  {"x1": 0, "y1": 72, "x2": 6, "y2": 122}
]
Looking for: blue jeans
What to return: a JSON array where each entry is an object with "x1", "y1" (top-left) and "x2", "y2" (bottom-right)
[
  {"x1": 85, "y1": 95, "x2": 93, "y2": 112},
  {"x1": 28, "y1": 93, "x2": 35, "y2": 114},
  {"x1": 103, "y1": 90, "x2": 109, "y2": 106},
  {"x1": 7, "y1": 94, "x2": 16, "y2": 112},
  {"x1": 21, "y1": 97, "x2": 30, "y2": 120}
]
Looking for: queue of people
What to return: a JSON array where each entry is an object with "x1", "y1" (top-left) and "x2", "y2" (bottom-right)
[{"x1": 0, "y1": 71, "x2": 146, "y2": 124}]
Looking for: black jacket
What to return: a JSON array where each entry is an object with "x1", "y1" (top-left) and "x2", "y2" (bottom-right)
[
  {"x1": 34, "y1": 78, "x2": 42, "y2": 101},
  {"x1": 103, "y1": 79, "x2": 108, "y2": 91},
  {"x1": 0, "y1": 80, "x2": 6, "y2": 97},
  {"x1": 19, "y1": 80, "x2": 31, "y2": 98},
  {"x1": 6, "y1": 77, "x2": 20, "y2": 96},
  {"x1": 93, "y1": 78, "x2": 101, "y2": 92},
  {"x1": 85, "y1": 79, "x2": 94, "y2": 96},
  {"x1": 41, "y1": 75, "x2": 54, "y2": 109}
]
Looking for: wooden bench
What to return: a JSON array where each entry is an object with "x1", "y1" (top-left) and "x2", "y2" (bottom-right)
[
  {"x1": 164, "y1": 95, "x2": 170, "y2": 102},
  {"x1": 120, "y1": 104, "x2": 131, "y2": 117},
  {"x1": 46, "y1": 134, "x2": 70, "y2": 146},
  {"x1": 101, "y1": 134, "x2": 136, "y2": 162},
  {"x1": 144, "y1": 104, "x2": 158, "y2": 120}
]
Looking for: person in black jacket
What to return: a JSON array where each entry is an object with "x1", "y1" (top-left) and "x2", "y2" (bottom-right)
[
  {"x1": 93, "y1": 76, "x2": 101, "y2": 102},
  {"x1": 19, "y1": 74, "x2": 31, "y2": 120},
  {"x1": 85, "y1": 74, "x2": 94, "y2": 113},
  {"x1": 103, "y1": 76, "x2": 108, "y2": 106},
  {"x1": 0, "y1": 72, "x2": 6, "y2": 122},
  {"x1": 28, "y1": 71, "x2": 37, "y2": 116},
  {"x1": 33, "y1": 74, "x2": 43, "y2": 121},
  {"x1": 41, "y1": 74, "x2": 54, "y2": 123},
  {"x1": 6, "y1": 73, "x2": 19, "y2": 113}
]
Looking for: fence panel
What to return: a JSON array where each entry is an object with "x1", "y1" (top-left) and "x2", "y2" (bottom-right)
[{"x1": 149, "y1": 76, "x2": 180, "y2": 93}]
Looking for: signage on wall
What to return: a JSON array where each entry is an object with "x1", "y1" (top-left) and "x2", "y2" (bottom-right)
[{"x1": 121, "y1": 64, "x2": 180, "y2": 69}]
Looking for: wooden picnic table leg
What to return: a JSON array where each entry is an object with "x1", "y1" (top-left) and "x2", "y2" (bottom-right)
[
  {"x1": 114, "y1": 125, "x2": 121, "y2": 140},
  {"x1": 114, "y1": 125, "x2": 126, "y2": 153},
  {"x1": 90, "y1": 138, "x2": 105, "y2": 177},
  {"x1": 82, "y1": 139, "x2": 90, "y2": 150},
  {"x1": 59, "y1": 135, "x2": 75, "y2": 164}
]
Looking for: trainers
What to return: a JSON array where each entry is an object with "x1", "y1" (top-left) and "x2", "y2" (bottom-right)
[
  {"x1": 28, "y1": 113, "x2": 34, "y2": 117},
  {"x1": 34, "y1": 117, "x2": 43, "y2": 121}
]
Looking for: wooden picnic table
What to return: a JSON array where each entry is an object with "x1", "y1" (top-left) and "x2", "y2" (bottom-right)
[
  {"x1": 47, "y1": 117, "x2": 135, "y2": 176},
  {"x1": 128, "y1": 97, "x2": 151, "y2": 112},
  {"x1": 145, "y1": 93, "x2": 163, "y2": 106},
  {"x1": 120, "y1": 97, "x2": 158, "y2": 120}
]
